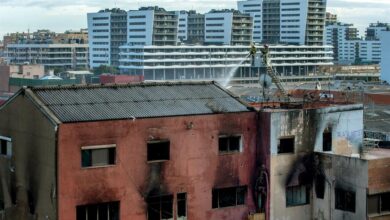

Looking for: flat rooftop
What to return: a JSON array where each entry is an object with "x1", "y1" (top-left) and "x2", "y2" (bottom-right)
[{"x1": 362, "y1": 148, "x2": 390, "y2": 160}]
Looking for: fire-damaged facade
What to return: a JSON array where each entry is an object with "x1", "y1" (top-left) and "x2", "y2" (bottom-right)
[
  {"x1": 1, "y1": 81, "x2": 390, "y2": 220},
  {"x1": 258, "y1": 103, "x2": 390, "y2": 220},
  {"x1": 0, "y1": 82, "x2": 258, "y2": 220}
]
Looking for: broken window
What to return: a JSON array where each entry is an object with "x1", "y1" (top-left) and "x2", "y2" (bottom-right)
[
  {"x1": 81, "y1": 145, "x2": 116, "y2": 168},
  {"x1": 147, "y1": 141, "x2": 170, "y2": 162},
  {"x1": 76, "y1": 201, "x2": 119, "y2": 220},
  {"x1": 147, "y1": 195, "x2": 173, "y2": 220},
  {"x1": 278, "y1": 137, "x2": 295, "y2": 154},
  {"x1": 286, "y1": 185, "x2": 310, "y2": 207},
  {"x1": 323, "y1": 128, "x2": 332, "y2": 152},
  {"x1": 177, "y1": 193, "x2": 187, "y2": 219},
  {"x1": 212, "y1": 186, "x2": 247, "y2": 209},
  {"x1": 0, "y1": 136, "x2": 12, "y2": 157},
  {"x1": 368, "y1": 192, "x2": 390, "y2": 215},
  {"x1": 218, "y1": 135, "x2": 242, "y2": 154},
  {"x1": 335, "y1": 188, "x2": 355, "y2": 213}
]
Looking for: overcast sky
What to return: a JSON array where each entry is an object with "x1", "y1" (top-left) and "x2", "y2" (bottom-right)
[{"x1": 0, "y1": 0, "x2": 389, "y2": 39}]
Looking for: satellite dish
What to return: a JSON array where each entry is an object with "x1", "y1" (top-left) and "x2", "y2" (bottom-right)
[
  {"x1": 357, "y1": 82, "x2": 365, "y2": 90},
  {"x1": 259, "y1": 74, "x2": 272, "y2": 89},
  {"x1": 333, "y1": 81, "x2": 341, "y2": 90}
]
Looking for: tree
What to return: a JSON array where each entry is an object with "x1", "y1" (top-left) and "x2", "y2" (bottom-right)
[{"x1": 92, "y1": 65, "x2": 119, "y2": 75}]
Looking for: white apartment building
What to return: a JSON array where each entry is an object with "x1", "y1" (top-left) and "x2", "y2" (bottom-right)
[
  {"x1": 324, "y1": 23, "x2": 358, "y2": 64},
  {"x1": 127, "y1": 10, "x2": 154, "y2": 46},
  {"x1": 6, "y1": 44, "x2": 89, "y2": 70},
  {"x1": 238, "y1": 0, "x2": 263, "y2": 42},
  {"x1": 128, "y1": 6, "x2": 178, "y2": 46},
  {"x1": 88, "y1": 12, "x2": 111, "y2": 68},
  {"x1": 359, "y1": 40, "x2": 381, "y2": 64},
  {"x1": 118, "y1": 44, "x2": 333, "y2": 80},
  {"x1": 88, "y1": 8, "x2": 127, "y2": 68},
  {"x1": 366, "y1": 22, "x2": 390, "y2": 40},
  {"x1": 280, "y1": 0, "x2": 308, "y2": 45},
  {"x1": 325, "y1": 22, "x2": 382, "y2": 65},
  {"x1": 176, "y1": 11, "x2": 188, "y2": 42},
  {"x1": 238, "y1": 0, "x2": 326, "y2": 45},
  {"x1": 204, "y1": 10, "x2": 253, "y2": 45}
]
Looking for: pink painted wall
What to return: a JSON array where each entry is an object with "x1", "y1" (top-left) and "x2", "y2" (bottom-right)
[{"x1": 57, "y1": 113, "x2": 257, "y2": 220}]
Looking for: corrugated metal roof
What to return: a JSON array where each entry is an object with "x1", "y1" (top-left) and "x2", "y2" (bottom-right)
[{"x1": 27, "y1": 81, "x2": 252, "y2": 123}]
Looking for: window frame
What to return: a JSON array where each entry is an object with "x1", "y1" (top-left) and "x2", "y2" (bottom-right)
[
  {"x1": 147, "y1": 140, "x2": 170, "y2": 163},
  {"x1": 76, "y1": 201, "x2": 120, "y2": 220},
  {"x1": 81, "y1": 144, "x2": 117, "y2": 169},
  {"x1": 0, "y1": 136, "x2": 12, "y2": 157},
  {"x1": 286, "y1": 185, "x2": 310, "y2": 207},
  {"x1": 278, "y1": 136, "x2": 295, "y2": 154},
  {"x1": 323, "y1": 127, "x2": 333, "y2": 152},
  {"x1": 335, "y1": 188, "x2": 356, "y2": 213},
  {"x1": 218, "y1": 134, "x2": 243, "y2": 155},
  {"x1": 212, "y1": 186, "x2": 247, "y2": 209}
]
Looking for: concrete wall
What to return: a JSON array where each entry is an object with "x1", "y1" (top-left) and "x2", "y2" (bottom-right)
[
  {"x1": 0, "y1": 94, "x2": 57, "y2": 220},
  {"x1": 315, "y1": 154, "x2": 368, "y2": 220},
  {"x1": 57, "y1": 112, "x2": 257, "y2": 220},
  {"x1": 261, "y1": 104, "x2": 363, "y2": 220}
]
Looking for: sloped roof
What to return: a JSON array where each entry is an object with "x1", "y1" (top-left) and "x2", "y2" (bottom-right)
[{"x1": 23, "y1": 81, "x2": 252, "y2": 123}]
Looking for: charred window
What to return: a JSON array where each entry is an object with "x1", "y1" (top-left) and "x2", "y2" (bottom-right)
[
  {"x1": 278, "y1": 137, "x2": 295, "y2": 154},
  {"x1": 0, "y1": 136, "x2": 12, "y2": 157},
  {"x1": 147, "y1": 141, "x2": 170, "y2": 162},
  {"x1": 219, "y1": 135, "x2": 242, "y2": 154},
  {"x1": 177, "y1": 193, "x2": 187, "y2": 219},
  {"x1": 81, "y1": 145, "x2": 116, "y2": 168},
  {"x1": 76, "y1": 201, "x2": 119, "y2": 220},
  {"x1": 323, "y1": 128, "x2": 332, "y2": 152},
  {"x1": 147, "y1": 195, "x2": 173, "y2": 220},
  {"x1": 286, "y1": 185, "x2": 310, "y2": 207},
  {"x1": 368, "y1": 192, "x2": 390, "y2": 215},
  {"x1": 335, "y1": 188, "x2": 355, "y2": 213},
  {"x1": 212, "y1": 186, "x2": 247, "y2": 209}
]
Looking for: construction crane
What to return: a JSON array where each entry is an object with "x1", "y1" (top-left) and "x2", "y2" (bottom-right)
[{"x1": 250, "y1": 44, "x2": 291, "y2": 102}]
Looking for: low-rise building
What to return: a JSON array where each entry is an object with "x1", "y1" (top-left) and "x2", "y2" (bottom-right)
[
  {"x1": 6, "y1": 44, "x2": 89, "y2": 71},
  {"x1": 119, "y1": 44, "x2": 333, "y2": 81},
  {"x1": 0, "y1": 64, "x2": 45, "y2": 93},
  {"x1": 0, "y1": 82, "x2": 257, "y2": 220}
]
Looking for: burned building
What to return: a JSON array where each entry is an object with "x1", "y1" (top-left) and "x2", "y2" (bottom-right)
[
  {"x1": 257, "y1": 102, "x2": 390, "y2": 220},
  {"x1": 0, "y1": 82, "x2": 257, "y2": 220}
]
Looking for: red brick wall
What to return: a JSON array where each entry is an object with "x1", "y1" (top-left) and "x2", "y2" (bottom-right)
[
  {"x1": 57, "y1": 113, "x2": 257, "y2": 220},
  {"x1": 368, "y1": 158, "x2": 390, "y2": 194}
]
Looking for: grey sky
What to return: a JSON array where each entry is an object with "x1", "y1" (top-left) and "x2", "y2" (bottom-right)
[{"x1": 0, "y1": 0, "x2": 389, "y2": 39}]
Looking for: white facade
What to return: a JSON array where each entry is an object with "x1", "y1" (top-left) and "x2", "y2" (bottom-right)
[
  {"x1": 380, "y1": 31, "x2": 390, "y2": 82},
  {"x1": 119, "y1": 44, "x2": 333, "y2": 80},
  {"x1": 280, "y1": 0, "x2": 308, "y2": 45},
  {"x1": 176, "y1": 11, "x2": 188, "y2": 42},
  {"x1": 238, "y1": 0, "x2": 262, "y2": 42},
  {"x1": 127, "y1": 10, "x2": 154, "y2": 46},
  {"x1": 204, "y1": 12, "x2": 233, "y2": 45},
  {"x1": 88, "y1": 12, "x2": 111, "y2": 68},
  {"x1": 325, "y1": 23, "x2": 357, "y2": 64},
  {"x1": 359, "y1": 40, "x2": 381, "y2": 64}
]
